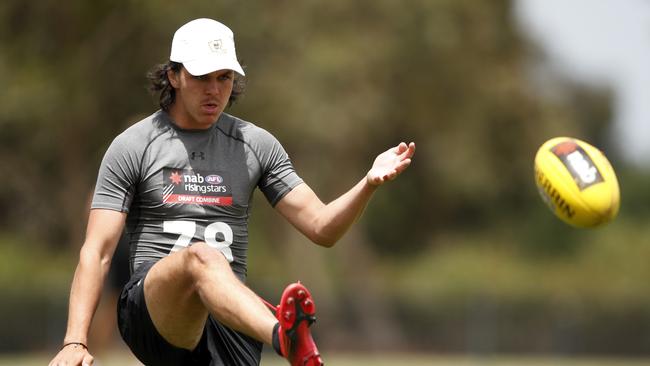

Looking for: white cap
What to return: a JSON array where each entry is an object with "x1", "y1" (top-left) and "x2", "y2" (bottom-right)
[{"x1": 170, "y1": 18, "x2": 245, "y2": 76}]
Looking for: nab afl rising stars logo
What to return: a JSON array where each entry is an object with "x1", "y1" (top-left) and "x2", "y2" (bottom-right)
[{"x1": 162, "y1": 168, "x2": 232, "y2": 206}]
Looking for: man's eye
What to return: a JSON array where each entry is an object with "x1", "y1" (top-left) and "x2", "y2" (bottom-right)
[{"x1": 193, "y1": 75, "x2": 208, "y2": 81}]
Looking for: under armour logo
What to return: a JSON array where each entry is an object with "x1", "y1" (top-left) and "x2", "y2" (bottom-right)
[{"x1": 191, "y1": 151, "x2": 206, "y2": 160}]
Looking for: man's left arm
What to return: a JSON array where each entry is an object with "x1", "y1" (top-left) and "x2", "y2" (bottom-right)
[{"x1": 275, "y1": 142, "x2": 415, "y2": 247}]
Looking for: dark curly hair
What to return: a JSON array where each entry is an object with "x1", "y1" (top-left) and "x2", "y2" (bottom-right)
[{"x1": 147, "y1": 61, "x2": 246, "y2": 111}]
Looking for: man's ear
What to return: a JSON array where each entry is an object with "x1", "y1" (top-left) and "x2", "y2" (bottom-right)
[{"x1": 167, "y1": 68, "x2": 180, "y2": 88}]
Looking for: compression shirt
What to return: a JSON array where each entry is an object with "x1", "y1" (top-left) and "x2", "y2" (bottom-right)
[{"x1": 91, "y1": 110, "x2": 303, "y2": 281}]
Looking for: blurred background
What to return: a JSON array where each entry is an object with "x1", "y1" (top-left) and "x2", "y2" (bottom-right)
[{"x1": 0, "y1": 0, "x2": 649, "y2": 364}]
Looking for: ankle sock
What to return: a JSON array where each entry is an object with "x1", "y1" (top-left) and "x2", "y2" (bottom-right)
[{"x1": 272, "y1": 322, "x2": 282, "y2": 356}]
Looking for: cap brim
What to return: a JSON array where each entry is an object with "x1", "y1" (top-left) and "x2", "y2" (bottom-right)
[{"x1": 182, "y1": 57, "x2": 245, "y2": 77}]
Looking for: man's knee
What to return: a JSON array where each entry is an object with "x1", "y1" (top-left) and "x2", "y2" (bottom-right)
[{"x1": 185, "y1": 242, "x2": 231, "y2": 279}]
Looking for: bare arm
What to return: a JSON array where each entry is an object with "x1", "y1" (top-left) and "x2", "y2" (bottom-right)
[
  {"x1": 275, "y1": 142, "x2": 415, "y2": 247},
  {"x1": 49, "y1": 209, "x2": 126, "y2": 366}
]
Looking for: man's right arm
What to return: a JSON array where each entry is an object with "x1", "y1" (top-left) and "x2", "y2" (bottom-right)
[{"x1": 49, "y1": 209, "x2": 126, "y2": 366}]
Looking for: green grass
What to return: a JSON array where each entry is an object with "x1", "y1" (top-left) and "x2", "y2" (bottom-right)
[{"x1": 5, "y1": 352, "x2": 649, "y2": 366}]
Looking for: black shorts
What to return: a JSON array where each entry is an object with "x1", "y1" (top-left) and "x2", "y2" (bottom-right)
[{"x1": 117, "y1": 261, "x2": 263, "y2": 366}]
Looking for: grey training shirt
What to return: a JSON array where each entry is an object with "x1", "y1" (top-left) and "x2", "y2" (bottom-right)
[{"x1": 91, "y1": 110, "x2": 303, "y2": 281}]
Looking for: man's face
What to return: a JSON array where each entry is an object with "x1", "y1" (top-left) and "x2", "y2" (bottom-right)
[{"x1": 167, "y1": 67, "x2": 234, "y2": 129}]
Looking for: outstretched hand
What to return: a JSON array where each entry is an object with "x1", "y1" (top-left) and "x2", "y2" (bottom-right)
[{"x1": 366, "y1": 142, "x2": 416, "y2": 186}]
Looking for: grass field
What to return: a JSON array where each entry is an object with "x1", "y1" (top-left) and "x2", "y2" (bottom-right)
[{"x1": 6, "y1": 352, "x2": 650, "y2": 366}]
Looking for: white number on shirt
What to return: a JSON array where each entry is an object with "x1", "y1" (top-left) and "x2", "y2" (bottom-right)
[{"x1": 163, "y1": 220, "x2": 234, "y2": 262}]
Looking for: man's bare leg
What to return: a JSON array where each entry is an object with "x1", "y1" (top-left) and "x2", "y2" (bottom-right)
[{"x1": 143, "y1": 242, "x2": 277, "y2": 350}]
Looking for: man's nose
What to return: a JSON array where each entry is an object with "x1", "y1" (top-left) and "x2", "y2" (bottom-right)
[{"x1": 204, "y1": 78, "x2": 220, "y2": 95}]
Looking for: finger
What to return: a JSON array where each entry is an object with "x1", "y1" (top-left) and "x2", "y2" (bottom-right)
[
  {"x1": 83, "y1": 354, "x2": 95, "y2": 366},
  {"x1": 396, "y1": 143, "x2": 415, "y2": 160},
  {"x1": 399, "y1": 142, "x2": 415, "y2": 159},
  {"x1": 393, "y1": 142, "x2": 407, "y2": 154},
  {"x1": 407, "y1": 142, "x2": 416, "y2": 157}
]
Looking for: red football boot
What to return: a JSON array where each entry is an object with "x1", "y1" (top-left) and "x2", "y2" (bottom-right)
[{"x1": 276, "y1": 282, "x2": 324, "y2": 366}]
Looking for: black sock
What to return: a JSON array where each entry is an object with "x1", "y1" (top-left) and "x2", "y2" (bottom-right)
[{"x1": 272, "y1": 322, "x2": 282, "y2": 356}]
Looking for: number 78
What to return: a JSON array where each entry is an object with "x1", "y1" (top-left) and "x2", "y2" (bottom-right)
[{"x1": 163, "y1": 220, "x2": 234, "y2": 262}]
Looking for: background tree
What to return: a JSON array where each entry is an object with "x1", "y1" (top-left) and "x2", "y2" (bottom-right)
[{"x1": 0, "y1": 0, "x2": 647, "y2": 355}]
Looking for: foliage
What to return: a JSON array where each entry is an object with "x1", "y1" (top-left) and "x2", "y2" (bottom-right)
[
  {"x1": 0, "y1": 0, "x2": 648, "y2": 355},
  {"x1": 0, "y1": 236, "x2": 72, "y2": 351}
]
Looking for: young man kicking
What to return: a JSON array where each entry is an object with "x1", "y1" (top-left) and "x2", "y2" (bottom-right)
[{"x1": 49, "y1": 18, "x2": 415, "y2": 366}]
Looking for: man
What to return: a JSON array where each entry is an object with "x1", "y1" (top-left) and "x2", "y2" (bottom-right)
[{"x1": 49, "y1": 18, "x2": 415, "y2": 366}]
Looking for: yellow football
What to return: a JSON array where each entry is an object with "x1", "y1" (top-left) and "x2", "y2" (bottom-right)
[{"x1": 534, "y1": 137, "x2": 620, "y2": 228}]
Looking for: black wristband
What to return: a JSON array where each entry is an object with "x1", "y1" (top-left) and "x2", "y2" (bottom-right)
[{"x1": 62, "y1": 342, "x2": 88, "y2": 351}]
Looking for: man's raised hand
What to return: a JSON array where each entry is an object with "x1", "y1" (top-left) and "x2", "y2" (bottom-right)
[{"x1": 366, "y1": 142, "x2": 416, "y2": 186}]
